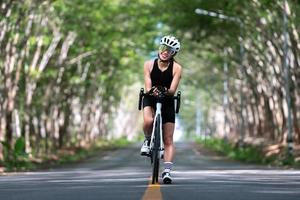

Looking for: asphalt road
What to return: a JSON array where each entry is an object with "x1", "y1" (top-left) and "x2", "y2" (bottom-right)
[{"x1": 0, "y1": 142, "x2": 300, "y2": 200}]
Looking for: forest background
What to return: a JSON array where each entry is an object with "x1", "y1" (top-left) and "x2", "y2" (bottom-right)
[{"x1": 1, "y1": 0, "x2": 300, "y2": 169}]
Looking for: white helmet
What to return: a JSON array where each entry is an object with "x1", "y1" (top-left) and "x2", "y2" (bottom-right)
[{"x1": 160, "y1": 35, "x2": 181, "y2": 53}]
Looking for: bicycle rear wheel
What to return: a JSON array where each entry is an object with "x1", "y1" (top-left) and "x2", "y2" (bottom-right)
[{"x1": 152, "y1": 115, "x2": 161, "y2": 184}]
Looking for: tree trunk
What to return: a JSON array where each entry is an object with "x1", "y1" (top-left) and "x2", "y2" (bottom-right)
[{"x1": 5, "y1": 111, "x2": 13, "y2": 157}]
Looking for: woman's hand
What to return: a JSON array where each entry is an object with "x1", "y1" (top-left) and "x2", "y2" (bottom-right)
[
  {"x1": 152, "y1": 86, "x2": 159, "y2": 97},
  {"x1": 150, "y1": 86, "x2": 167, "y2": 97}
]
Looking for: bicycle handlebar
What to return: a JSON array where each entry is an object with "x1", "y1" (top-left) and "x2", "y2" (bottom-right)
[
  {"x1": 138, "y1": 88, "x2": 181, "y2": 114},
  {"x1": 138, "y1": 88, "x2": 144, "y2": 110},
  {"x1": 175, "y1": 91, "x2": 181, "y2": 114}
]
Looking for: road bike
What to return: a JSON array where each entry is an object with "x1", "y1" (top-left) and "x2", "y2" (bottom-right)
[{"x1": 138, "y1": 87, "x2": 181, "y2": 184}]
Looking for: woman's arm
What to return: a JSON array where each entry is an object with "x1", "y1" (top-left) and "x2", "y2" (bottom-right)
[
  {"x1": 168, "y1": 62, "x2": 182, "y2": 95},
  {"x1": 144, "y1": 60, "x2": 153, "y2": 93}
]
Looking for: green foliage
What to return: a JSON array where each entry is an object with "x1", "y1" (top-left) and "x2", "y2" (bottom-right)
[
  {"x1": 1, "y1": 137, "x2": 31, "y2": 170},
  {"x1": 50, "y1": 0, "x2": 158, "y2": 107},
  {"x1": 109, "y1": 137, "x2": 132, "y2": 147},
  {"x1": 196, "y1": 137, "x2": 300, "y2": 168},
  {"x1": 196, "y1": 137, "x2": 272, "y2": 164},
  {"x1": 14, "y1": 137, "x2": 26, "y2": 157}
]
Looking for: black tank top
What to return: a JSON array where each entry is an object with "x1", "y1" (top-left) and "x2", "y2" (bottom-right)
[{"x1": 150, "y1": 59, "x2": 173, "y2": 88}]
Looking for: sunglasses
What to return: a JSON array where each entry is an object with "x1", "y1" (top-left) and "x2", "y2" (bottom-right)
[{"x1": 159, "y1": 45, "x2": 176, "y2": 55}]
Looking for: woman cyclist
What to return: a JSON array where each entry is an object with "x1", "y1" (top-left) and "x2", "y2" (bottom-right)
[{"x1": 140, "y1": 35, "x2": 182, "y2": 184}]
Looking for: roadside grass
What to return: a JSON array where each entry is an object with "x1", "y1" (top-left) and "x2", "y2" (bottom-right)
[
  {"x1": 0, "y1": 137, "x2": 132, "y2": 173},
  {"x1": 196, "y1": 137, "x2": 300, "y2": 168}
]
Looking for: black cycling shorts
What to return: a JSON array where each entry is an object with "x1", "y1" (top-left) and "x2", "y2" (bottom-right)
[{"x1": 143, "y1": 95, "x2": 175, "y2": 124}]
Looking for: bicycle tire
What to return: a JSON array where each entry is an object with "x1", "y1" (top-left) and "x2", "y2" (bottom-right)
[{"x1": 152, "y1": 115, "x2": 161, "y2": 184}]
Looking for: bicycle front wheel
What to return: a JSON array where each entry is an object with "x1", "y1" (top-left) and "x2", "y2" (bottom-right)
[{"x1": 152, "y1": 115, "x2": 161, "y2": 184}]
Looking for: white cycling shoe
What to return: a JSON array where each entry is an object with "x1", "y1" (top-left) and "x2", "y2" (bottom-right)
[
  {"x1": 140, "y1": 139, "x2": 150, "y2": 156},
  {"x1": 162, "y1": 169, "x2": 172, "y2": 184}
]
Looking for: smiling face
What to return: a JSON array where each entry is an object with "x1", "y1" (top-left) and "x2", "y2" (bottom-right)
[{"x1": 158, "y1": 44, "x2": 175, "y2": 61}]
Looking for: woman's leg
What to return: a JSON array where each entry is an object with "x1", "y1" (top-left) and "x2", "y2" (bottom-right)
[
  {"x1": 162, "y1": 122, "x2": 175, "y2": 183},
  {"x1": 163, "y1": 122, "x2": 175, "y2": 162},
  {"x1": 140, "y1": 106, "x2": 154, "y2": 156},
  {"x1": 143, "y1": 106, "x2": 154, "y2": 138}
]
